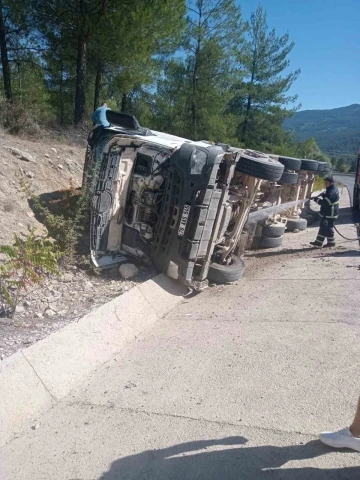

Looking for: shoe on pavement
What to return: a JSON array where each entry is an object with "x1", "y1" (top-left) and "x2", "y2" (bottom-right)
[
  {"x1": 309, "y1": 241, "x2": 322, "y2": 248},
  {"x1": 319, "y1": 427, "x2": 360, "y2": 452}
]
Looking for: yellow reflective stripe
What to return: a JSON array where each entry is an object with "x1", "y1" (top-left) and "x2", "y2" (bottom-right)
[
  {"x1": 325, "y1": 215, "x2": 338, "y2": 219},
  {"x1": 324, "y1": 197, "x2": 339, "y2": 206}
]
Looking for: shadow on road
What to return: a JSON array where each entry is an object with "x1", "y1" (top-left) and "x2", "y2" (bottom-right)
[
  {"x1": 98, "y1": 436, "x2": 359, "y2": 480},
  {"x1": 246, "y1": 247, "x2": 315, "y2": 259},
  {"x1": 321, "y1": 250, "x2": 360, "y2": 258}
]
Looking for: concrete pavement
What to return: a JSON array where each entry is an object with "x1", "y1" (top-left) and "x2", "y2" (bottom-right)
[{"x1": 1, "y1": 191, "x2": 360, "y2": 479}]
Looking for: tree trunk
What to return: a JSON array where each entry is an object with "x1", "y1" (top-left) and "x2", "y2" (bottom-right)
[
  {"x1": 93, "y1": 61, "x2": 102, "y2": 111},
  {"x1": 241, "y1": 94, "x2": 252, "y2": 143},
  {"x1": 59, "y1": 61, "x2": 65, "y2": 124},
  {"x1": 0, "y1": 0, "x2": 12, "y2": 100},
  {"x1": 121, "y1": 93, "x2": 127, "y2": 112},
  {"x1": 241, "y1": 54, "x2": 257, "y2": 143},
  {"x1": 74, "y1": 33, "x2": 87, "y2": 125},
  {"x1": 190, "y1": 3, "x2": 202, "y2": 140},
  {"x1": 74, "y1": 0, "x2": 87, "y2": 125}
]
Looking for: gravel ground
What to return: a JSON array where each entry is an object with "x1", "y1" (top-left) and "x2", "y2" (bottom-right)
[{"x1": 0, "y1": 263, "x2": 156, "y2": 359}]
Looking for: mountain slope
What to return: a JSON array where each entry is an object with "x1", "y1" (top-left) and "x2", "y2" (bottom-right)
[{"x1": 284, "y1": 104, "x2": 360, "y2": 156}]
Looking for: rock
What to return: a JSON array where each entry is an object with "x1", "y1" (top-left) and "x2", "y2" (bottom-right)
[
  {"x1": 23, "y1": 300, "x2": 31, "y2": 307},
  {"x1": 61, "y1": 273, "x2": 73, "y2": 282},
  {"x1": 17, "y1": 222, "x2": 24, "y2": 228},
  {"x1": 57, "y1": 164, "x2": 63, "y2": 170},
  {"x1": 4, "y1": 146, "x2": 36, "y2": 163},
  {"x1": 65, "y1": 160, "x2": 77, "y2": 174},
  {"x1": 83, "y1": 281, "x2": 93, "y2": 290},
  {"x1": 50, "y1": 147, "x2": 58, "y2": 153},
  {"x1": 119, "y1": 264, "x2": 139, "y2": 279},
  {"x1": 44, "y1": 308, "x2": 56, "y2": 318},
  {"x1": 15, "y1": 305, "x2": 25, "y2": 314},
  {"x1": 26, "y1": 171, "x2": 35, "y2": 178},
  {"x1": 27, "y1": 211, "x2": 35, "y2": 218},
  {"x1": 35, "y1": 312, "x2": 43, "y2": 319},
  {"x1": 44, "y1": 153, "x2": 50, "y2": 158},
  {"x1": 31, "y1": 423, "x2": 40, "y2": 430},
  {"x1": 35, "y1": 323, "x2": 43, "y2": 328}
]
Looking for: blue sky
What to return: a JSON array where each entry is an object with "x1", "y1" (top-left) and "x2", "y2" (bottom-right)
[{"x1": 238, "y1": 0, "x2": 360, "y2": 111}]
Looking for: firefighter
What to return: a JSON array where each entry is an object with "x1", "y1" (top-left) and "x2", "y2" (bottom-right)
[{"x1": 310, "y1": 176, "x2": 339, "y2": 248}]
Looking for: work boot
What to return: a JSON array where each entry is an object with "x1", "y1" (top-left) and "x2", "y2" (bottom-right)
[
  {"x1": 324, "y1": 242, "x2": 336, "y2": 248},
  {"x1": 309, "y1": 241, "x2": 322, "y2": 248}
]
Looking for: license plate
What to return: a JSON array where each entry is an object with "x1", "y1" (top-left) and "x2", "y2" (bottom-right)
[{"x1": 178, "y1": 204, "x2": 191, "y2": 236}]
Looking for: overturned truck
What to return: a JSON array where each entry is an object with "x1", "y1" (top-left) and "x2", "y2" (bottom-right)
[{"x1": 83, "y1": 112, "x2": 284, "y2": 289}]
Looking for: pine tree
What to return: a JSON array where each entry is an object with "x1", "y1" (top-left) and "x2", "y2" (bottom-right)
[
  {"x1": 154, "y1": 0, "x2": 244, "y2": 141},
  {"x1": 31, "y1": 0, "x2": 185, "y2": 125},
  {"x1": 232, "y1": 5, "x2": 300, "y2": 148},
  {"x1": 0, "y1": 0, "x2": 31, "y2": 100}
]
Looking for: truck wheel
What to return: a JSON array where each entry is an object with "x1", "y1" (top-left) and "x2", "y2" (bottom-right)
[
  {"x1": 286, "y1": 218, "x2": 307, "y2": 231},
  {"x1": 301, "y1": 213, "x2": 314, "y2": 226},
  {"x1": 299, "y1": 159, "x2": 319, "y2": 172},
  {"x1": 259, "y1": 235, "x2": 283, "y2": 249},
  {"x1": 317, "y1": 162, "x2": 331, "y2": 172},
  {"x1": 278, "y1": 156, "x2": 302, "y2": 171},
  {"x1": 208, "y1": 255, "x2": 245, "y2": 283},
  {"x1": 236, "y1": 153, "x2": 284, "y2": 182},
  {"x1": 262, "y1": 223, "x2": 286, "y2": 237},
  {"x1": 278, "y1": 171, "x2": 298, "y2": 185}
]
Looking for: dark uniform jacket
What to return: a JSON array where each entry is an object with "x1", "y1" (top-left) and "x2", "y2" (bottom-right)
[{"x1": 314, "y1": 184, "x2": 339, "y2": 219}]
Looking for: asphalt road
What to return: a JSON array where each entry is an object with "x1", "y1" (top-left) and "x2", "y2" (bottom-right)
[{"x1": 1, "y1": 191, "x2": 360, "y2": 480}]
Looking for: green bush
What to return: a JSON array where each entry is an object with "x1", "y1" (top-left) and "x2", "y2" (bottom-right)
[
  {"x1": 0, "y1": 229, "x2": 61, "y2": 317},
  {"x1": 31, "y1": 180, "x2": 88, "y2": 262},
  {"x1": 0, "y1": 95, "x2": 41, "y2": 136}
]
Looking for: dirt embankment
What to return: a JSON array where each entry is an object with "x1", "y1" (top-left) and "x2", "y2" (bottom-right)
[{"x1": 0, "y1": 129, "x2": 85, "y2": 245}]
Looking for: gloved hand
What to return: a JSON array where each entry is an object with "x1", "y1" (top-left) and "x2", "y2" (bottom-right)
[{"x1": 311, "y1": 196, "x2": 318, "y2": 201}]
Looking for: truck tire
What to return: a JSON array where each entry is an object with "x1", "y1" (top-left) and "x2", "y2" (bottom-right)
[
  {"x1": 278, "y1": 171, "x2": 298, "y2": 185},
  {"x1": 208, "y1": 255, "x2": 245, "y2": 283},
  {"x1": 300, "y1": 159, "x2": 318, "y2": 172},
  {"x1": 236, "y1": 153, "x2": 284, "y2": 182},
  {"x1": 278, "y1": 156, "x2": 302, "y2": 171},
  {"x1": 262, "y1": 223, "x2": 286, "y2": 237},
  {"x1": 286, "y1": 218, "x2": 307, "y2": 231},
  {"x1": 317, "y1": 162, "x2": 331, "y2": 172},
  {"x1": 301, "y1": 213, "x2": 314, "y2": 226},
  {"x1": 259, "y1": 235, "x2": 283, "y2": 249}
]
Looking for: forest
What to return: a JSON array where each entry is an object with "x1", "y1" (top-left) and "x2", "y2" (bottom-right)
[
  {"x1": 0, "y1": 0, "x2": 337, "y2": 164},
  {"x1": 284, "y1": 104, "x2": 360, "y2": 172}
]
